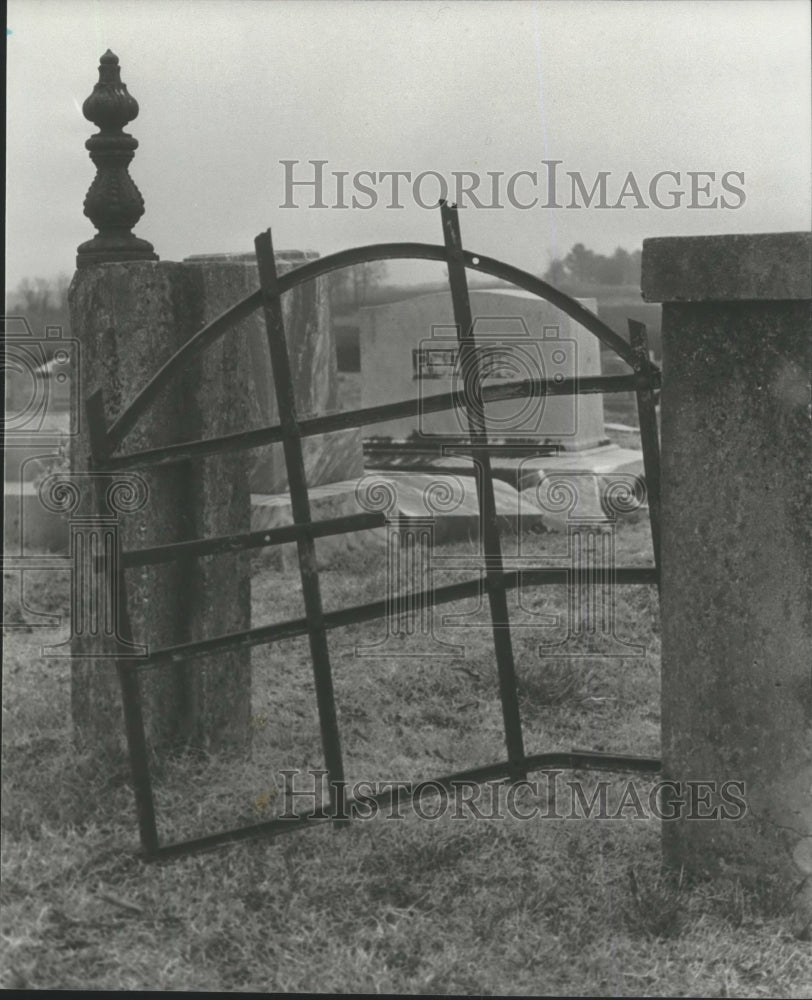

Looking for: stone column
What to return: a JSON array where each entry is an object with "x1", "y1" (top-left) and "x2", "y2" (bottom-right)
[
  {"x1": 70, "y1": 52, "x2": 251, "y2": 762},
  {"x1": 69, "y1": 263, "x2": 252, "y2": 760},
  {"x1": 642, "y1": 232, "x2": 811, "y2": 934}
]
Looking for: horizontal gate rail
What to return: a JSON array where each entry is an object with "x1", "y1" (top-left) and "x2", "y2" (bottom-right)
[
  {"x1": 146, "y1": 749, "x2": 661, "y2": 861},
  {"x1": 95, "y1": 370, "x2": 660, "y2": 472},
  {"x1": 118, "y1": 511, "x2": 387, "y2": 569},
  {"x1": 120, "y1": 565, "x2": 659, "y2": 672}
]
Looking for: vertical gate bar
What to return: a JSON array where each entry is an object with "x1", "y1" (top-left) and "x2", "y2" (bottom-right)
[
  {"x1": 254, "y1": 230, "x2": 346, "y2": 816},
  {"x1": 86, "y1": 390, "x2": 111, "y2": 467},
  {"x1": 117, "y1": 661, "x2": 161, "y2": 856},
  {"x1": 112, "y1": 528, "x2": 161, "y2": 856},
  {"x1": 628, "y1": 320, "x2": 662, "y2": 583},
  {"x1": 86, "y1": 393, "x2": 160, "y2": 856},
  {"x1": 440, "y1": 202, "x2": 526, "y2": 780}
]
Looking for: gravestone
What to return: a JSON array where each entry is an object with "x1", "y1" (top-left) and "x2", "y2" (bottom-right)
[
  {"x1": 358, "y1": 289, "x2": 606, "y2": 450},
  {"x1": 183, "y1": 252, "x2": 364, "y2": 493},
  {"x1": 3, "y1": 319, "x2": 73, "y2": 553},
  {"x1": 251, "y1": 470, "x2": 547, "y2": 568}
]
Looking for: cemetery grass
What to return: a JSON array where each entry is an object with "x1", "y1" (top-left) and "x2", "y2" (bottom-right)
[{"x1": 3, "y1": 521, "x2": 811, "y2": 996}]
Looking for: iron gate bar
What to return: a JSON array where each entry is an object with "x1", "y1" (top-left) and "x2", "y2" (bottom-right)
[
  {"x1": 442, "y1": 202, "x2": 526, "y2": 781},
  {"x1": 143, "y1": 748, "x2": 661, "y2": 861},
  {"x1": 85, "y1": 390, "x2": 111, "y2": 465},
  {"x1": 117, "y1": 665, "x2": 160, "y2": 854},
  {"x1": 98, "y1": 481, "x2": 161, "y2": 854},
  {"x1": 119, "y1": 566, "x2": 660, "y2": 673},
  {"x1": 118, "y1": 511, "x2": 388, "y2": 569},
  {"x1": 255, "y1": 228, "x2": 346, "y2": 818},
  {"x1": 98, "y1": 244, "x2": 643, "y2": 458},
  {"x1": 628, "y1": 320, "x2": 662, "y2": 578},
  {"x1": 75, "y1": 463, "x2": 161, "y2": 854},
  {"x1": 97, "y1": 370, "x2": 661, "y2": 473}
]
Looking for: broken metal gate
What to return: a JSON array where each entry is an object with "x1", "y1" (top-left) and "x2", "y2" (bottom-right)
[{"x1": 86, "y1": 203, "x2": 663, "y2": 859}]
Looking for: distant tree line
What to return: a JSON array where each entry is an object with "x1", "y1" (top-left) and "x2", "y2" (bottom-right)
[{"x1": 543, "y1": 244, "x2": 642, "y2": 287}]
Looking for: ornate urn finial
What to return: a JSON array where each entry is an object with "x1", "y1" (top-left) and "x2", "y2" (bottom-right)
[{"x1": 76, "y1": 50, "x2": 158, "y2": 267}]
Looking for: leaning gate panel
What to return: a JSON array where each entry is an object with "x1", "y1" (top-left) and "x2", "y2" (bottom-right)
[{"x1": 85, "y1": 202, "x2": 663, "y2": 859}]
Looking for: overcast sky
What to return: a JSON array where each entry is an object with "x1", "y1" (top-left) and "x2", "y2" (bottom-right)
[{"x1": 6, "y1": 0, "x2": 811, "y2": 291}]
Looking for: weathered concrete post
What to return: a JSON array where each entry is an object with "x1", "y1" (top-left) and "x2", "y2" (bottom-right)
[
  {"x1": 182, "y1": 251, "x2": 362, "y2": 495},
  {"x1": 70, "y1": 51, "x2": 251, "y2": 761},
  {"x1": 642, "y1": 232, "x2": 811, "y2": 934}
]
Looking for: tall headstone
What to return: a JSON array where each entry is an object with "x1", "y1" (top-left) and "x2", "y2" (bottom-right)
[
  {"x1": 184, "y1": 252, "x2": 364, "y2": 494},
  {"x1": 358, "y1": 289, "x2": 606, "y2": 450}
]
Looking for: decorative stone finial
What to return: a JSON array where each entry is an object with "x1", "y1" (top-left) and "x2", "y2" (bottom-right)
[{"x1": 76, "y1": 50, "x2": 158, "y2": 268}]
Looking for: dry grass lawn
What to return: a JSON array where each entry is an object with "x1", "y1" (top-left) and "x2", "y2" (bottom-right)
[{"x1": 2, "y1": 518, "x2": 810, "y2": 994}]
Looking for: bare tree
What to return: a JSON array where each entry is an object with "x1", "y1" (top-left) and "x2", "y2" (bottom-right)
[{"x1": 6, "y1": 274, "x2": 72, "y2": 341}]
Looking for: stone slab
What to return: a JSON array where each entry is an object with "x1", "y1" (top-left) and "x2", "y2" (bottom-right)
[
  {"x1": 515, "y1": 445, "x2": 647, "y2": 529},
  {"x1": 512, "y1": 444, "x2": 644, "y2": 490},
  {"x1": 365, "y1": 442, "x2": 644, "y2": 495},
  {"x1": 251, "y1": 473, "x2": 548, "y2": 568},
  {"x1": 641, "y1": 232, "x2": 812, "y2": 303}
]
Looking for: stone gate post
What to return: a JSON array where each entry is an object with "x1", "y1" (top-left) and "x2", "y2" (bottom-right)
[
  {"x1": 642, "y1": 232, "x2": 811, "y2": 933},
  {"x1": 69, "y1": 51, "x2": 251, "y2": 762}
]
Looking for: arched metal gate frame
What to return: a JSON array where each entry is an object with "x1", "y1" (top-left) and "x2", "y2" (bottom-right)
[{"x1": 86, "y1": 202, "x2": 663, "y2": 860}]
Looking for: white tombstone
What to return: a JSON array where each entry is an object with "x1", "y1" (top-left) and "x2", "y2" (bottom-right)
[{"x1": 358, "y1": 289, "x2": 606, "y2": 451}]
